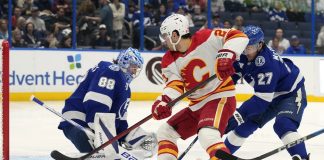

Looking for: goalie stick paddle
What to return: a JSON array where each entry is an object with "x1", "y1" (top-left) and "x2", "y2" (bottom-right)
[
  {"x1": 50, "y1": 74, "x2": 218, "y2": 160},
  {"x1": 178, "y1": 136, "x2": 198, "y2": 160},
  {"x1": 215, "y1": 128, "x2": 324, "y2": 160}
]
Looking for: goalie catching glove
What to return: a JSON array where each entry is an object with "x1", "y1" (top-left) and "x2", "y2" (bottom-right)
[
  {"x1": 216, "y1": 49, "x2": 236, "y2": 80},
  {"x1": 93, "y1": 113, "x2": 157, "y2": 159},
  {"x1": 122, "y1": 127, "x2": 158, "y2": 158},
  {"x1": 152, "y1": 95, "x2": 172, "y2": 120}
]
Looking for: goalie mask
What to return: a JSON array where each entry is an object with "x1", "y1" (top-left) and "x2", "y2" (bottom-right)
[{"x1": 117, "y1": 47, "x2": 144, "y2": 83}]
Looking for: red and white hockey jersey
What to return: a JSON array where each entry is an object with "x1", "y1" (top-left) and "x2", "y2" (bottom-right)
[{"x1": 161, "y1": 28, "x2": 248, "y2": 111}]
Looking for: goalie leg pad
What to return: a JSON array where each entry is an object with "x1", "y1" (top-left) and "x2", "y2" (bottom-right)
[
  {"x1": 198, "y1": 127, "x2": 230, "y2": 159},
  {"x1": 62, "y1": 125, "x2": 94, "y2": 153},
  {"x1": 93, "y1": 113, "x2": 120, "y2": 159},
  {"x1": 157, "y1": 123, "x2": 180, "y2": 160}
]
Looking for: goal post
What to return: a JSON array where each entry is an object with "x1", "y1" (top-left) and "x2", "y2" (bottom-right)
[{"x1": 1, "y1": 40, "x2": 9, "y2": 160}]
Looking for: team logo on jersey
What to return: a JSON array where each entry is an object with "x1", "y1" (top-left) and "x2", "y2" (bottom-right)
[
  {"x1": 109, "y1": 64, "x2": 120, "y2": 71},
  {"x1": 119, "y1": 99, "x2": 130, "y2": 118},
  {"x1": 145, "y1": 57, "x2": 163, "y2": 85},
  {"x1": 255, "y1": 56, "x2": 265, "y2": 67},
  {"x1": 67, "y1": 54, "x2": 81, "y2": 70}
]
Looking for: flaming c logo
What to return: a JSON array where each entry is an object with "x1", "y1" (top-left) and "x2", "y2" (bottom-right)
[{"x1": 181, "y1": 59, "x2": 209, "y2": 89}]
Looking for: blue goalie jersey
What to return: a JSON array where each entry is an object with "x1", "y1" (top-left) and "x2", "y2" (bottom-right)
[
  {"x1": 58, "y1": 61, "x2": 130, "y2": 136},
  {"x1": 232, "y1": 46, "x2": 305, "y2": 116}
]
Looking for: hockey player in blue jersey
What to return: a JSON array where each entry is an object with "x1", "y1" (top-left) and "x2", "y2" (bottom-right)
[
  {"x1": 58, "y1": 47, "x2": 157, "y2": 158},
  {"x1": 224, "y1": 25, "x2": 309, "y2": 160}
]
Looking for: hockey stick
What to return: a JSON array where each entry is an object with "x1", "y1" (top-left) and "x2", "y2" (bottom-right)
[
  {"x1": 215, "y1": 128, "x2": 324, "y2": 160},
  {"x1": 30, "y1": 95, "x2": 145, "y2": 160},
  {"x1": 30, "y1": 95, "x2": 94, "y2": 139},
  {"x1": 51, "y1": 74, "x2": 218, "y2": 160},
  {"x1": 178, "y1": 136, "x2": 198, "y2": 160}
]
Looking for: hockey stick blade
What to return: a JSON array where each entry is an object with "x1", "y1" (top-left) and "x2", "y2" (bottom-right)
[
  {"x1": 51, "y1": 150, "x2": 79, "y2": 160},
  {"x1": 216, "y1": 128, "x2": 324, "y2": 160},
  {"x1": 51, "y1": 74, "x2": 218, "y2": 160},
  {"x1": 215, "y1": 150, "x2": 242, "y2": 160}
]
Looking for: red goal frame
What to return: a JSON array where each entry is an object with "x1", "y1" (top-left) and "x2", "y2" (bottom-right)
[{"x1": 2, "y1": 40, "x2": 9, "y2": 160}]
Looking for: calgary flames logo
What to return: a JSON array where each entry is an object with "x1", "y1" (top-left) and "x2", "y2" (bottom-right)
[{"x1": 181, "y1": 59, "x2": 209, "y2": 89}]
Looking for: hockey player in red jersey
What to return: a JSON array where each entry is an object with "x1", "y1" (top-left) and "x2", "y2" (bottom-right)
[{"x1": 151, "y1": 14, "x2": 249, "y2": 160}]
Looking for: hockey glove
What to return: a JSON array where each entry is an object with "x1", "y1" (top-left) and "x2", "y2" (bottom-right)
[
  {"x1": 216, "y1": 49, "x2": 236, "y2": 80},
  {"x1": 151, "y1": 95, "x2": 172, "y2": 120},
  {"x1": 225, "y1": 110, "x2": 245, "y2": 134}
]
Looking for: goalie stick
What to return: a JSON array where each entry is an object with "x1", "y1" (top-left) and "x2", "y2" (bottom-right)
[
  {"x1": 178, "y1": 136, "x2": 198, "y2": 160},
  {"x1": 215, "y1": 128, "x2": 324, "y2": 160},
  {"x1": 30, "y1": 95, "x2": 94, "y2": 139},
  {"x1": 50, "y1": 74, "x2": 218, "y2": 160},
  {"x1": 30, "y1": 95, "x2": 144, "y2": 160}
]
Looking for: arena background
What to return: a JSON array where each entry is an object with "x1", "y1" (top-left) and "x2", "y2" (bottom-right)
[{"x1": 1, "y1": 0, "x2": 324, "y2": 101}]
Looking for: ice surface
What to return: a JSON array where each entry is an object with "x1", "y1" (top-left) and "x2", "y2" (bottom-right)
[{"x1": 10, "y1": 101, "x2": 324, "y2": 160}]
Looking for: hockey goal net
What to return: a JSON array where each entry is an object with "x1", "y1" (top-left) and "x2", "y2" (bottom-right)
[{"x1": 0, "y1": 40, "x2": 9, "y2": 160}]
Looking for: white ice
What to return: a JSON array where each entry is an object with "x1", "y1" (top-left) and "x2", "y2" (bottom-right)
[{"x1": 10, "y1": 101, "x2": 324, "y2": 160}]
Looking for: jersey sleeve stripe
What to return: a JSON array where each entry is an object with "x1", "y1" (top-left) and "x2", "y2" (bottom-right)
[
  {"x1": 165, "y1": 80, "x2": 184, "y2": 87},
  {"x1": 224, "y1": 29, "x2": 248, "y2": 43},
  {"x1": 166, "y1": 86, "x2": 184, "y2": 95},
  {"x1": 165, "y1": 80, "x2": 184, "y2": 94},
  {"x1": 274, "y1": 72, "x2": 304, "y2": 98},
  {"x1": 163, "y1": 87, "x2": 183, "y2": 100},
  {"x1": 188, "y1": 77, "x2": 234, "y2": 104},
  {"x1": 255, "y1": 92, "x2": 274, "y2": 102},
  {"x1": 62, "y1": 111, "x2": 86, "y2": 122},
  {"x1": 83, "y1": 91, "x2": 113, "y2": 110}
]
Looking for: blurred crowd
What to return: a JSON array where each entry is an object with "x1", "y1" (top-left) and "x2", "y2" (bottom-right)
[{"x1": 0, "y1": 0, "x2": 323, "y2": 54}]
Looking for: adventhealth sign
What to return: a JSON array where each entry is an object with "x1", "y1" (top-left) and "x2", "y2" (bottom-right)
[
  {"x1": 9, "y1": 50, "x2": 324, "y2": 101},
  {"x1": 10, "y1": 53, "x2": 84, "y2": 86},
  {"x1": 10, "y1": 50, "x2": 112, "y2": 93},
  {"x1": 10, "y1": 71, "x2": 84, "y2": 86}
]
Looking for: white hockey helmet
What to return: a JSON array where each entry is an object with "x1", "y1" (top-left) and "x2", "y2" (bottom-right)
[{"x1": 160, "y1": 14, "x2": 190, "y2": 50}]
